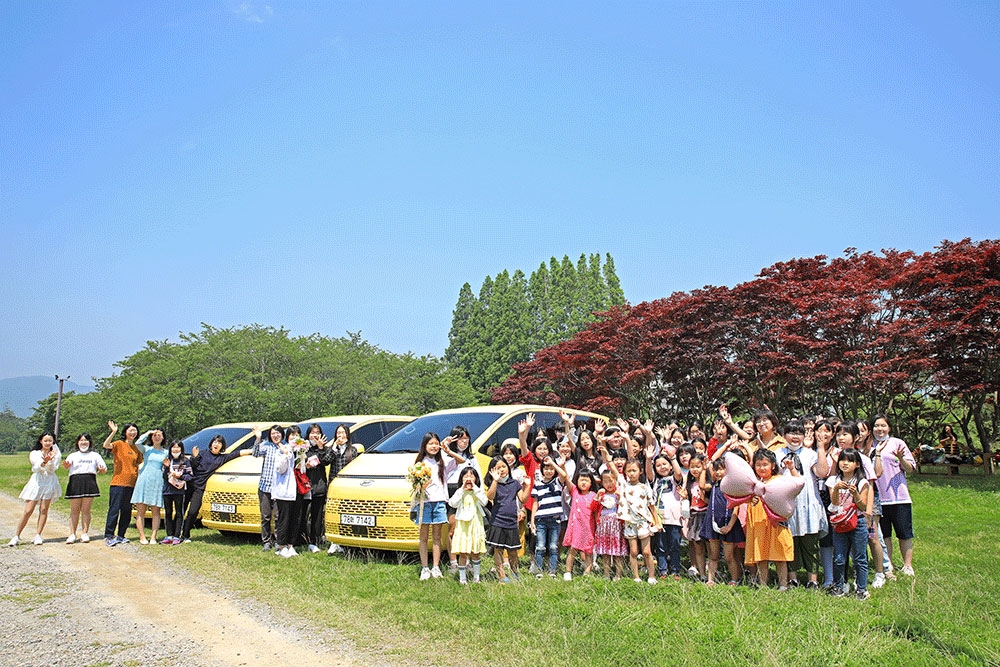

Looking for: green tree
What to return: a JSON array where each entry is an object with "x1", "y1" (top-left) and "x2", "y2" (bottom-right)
[
  {"x1": 0, "y1": 406, "x2": 31, "y2": 453},
  {"x1": 446, "y1": 253, "x2": 627, "y2": 395},
  {"x1": 31, "y1": 324, "x2": 480, "y2": 445}
]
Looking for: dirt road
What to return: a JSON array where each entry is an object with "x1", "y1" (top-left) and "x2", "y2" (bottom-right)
[{"x1": 0, "y1": 492, "x2": 372, "y2": 667}]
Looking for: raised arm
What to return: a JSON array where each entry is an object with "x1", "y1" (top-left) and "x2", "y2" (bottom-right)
[
  {"x1": 102, "y1": 421, "x2": 118, "y2": 450},
  {"x1": 719, "y1": 405, "x2": 751, "y2": 440},
  {"x1": 518, "y1": 413, "x2": 535, "y2": 452}
]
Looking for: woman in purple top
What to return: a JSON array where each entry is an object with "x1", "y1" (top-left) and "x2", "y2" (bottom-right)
[{"x1": 870, "y1": 414, "x2": 917, "y2": 577}]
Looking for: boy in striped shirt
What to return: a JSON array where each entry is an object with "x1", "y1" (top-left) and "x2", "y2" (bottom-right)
[{"x1": 531, "y1": 456, "x2": 566, "y2": 578}]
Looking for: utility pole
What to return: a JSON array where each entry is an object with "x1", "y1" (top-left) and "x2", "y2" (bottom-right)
[{"x1": 54, "y1": 375, "x2": 69, "y2": 441}]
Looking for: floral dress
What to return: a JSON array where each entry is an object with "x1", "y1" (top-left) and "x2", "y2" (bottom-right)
[{"x1": 594, "y1": 491, "x2": 626, "y2": 557}]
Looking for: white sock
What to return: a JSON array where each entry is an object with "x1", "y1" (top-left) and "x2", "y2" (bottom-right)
[
  {"x1": 472, "y1": 559, "x2": 481, "y2": 581},
  {"x1": 458, "y1": 565, "x2": 467, "y2": 583}
]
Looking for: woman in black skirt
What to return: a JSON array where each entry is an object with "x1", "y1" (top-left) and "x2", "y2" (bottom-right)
[{"x1": 62, "y1": 434, "x2": 108, "y2": 544}]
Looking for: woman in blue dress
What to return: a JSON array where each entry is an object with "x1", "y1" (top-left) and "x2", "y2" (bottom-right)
[{"x1": 132, "y1": 427, "x2": 168, "y2": 544}]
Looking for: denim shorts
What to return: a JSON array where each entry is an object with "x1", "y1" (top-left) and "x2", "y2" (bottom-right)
[{"x1": 413, "y1": 500, "x2": 448, "y2": 525}]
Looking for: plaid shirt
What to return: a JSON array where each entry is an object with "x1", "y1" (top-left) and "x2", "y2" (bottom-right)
[
  {"x1": 253, "y1": 439, "x2": 281, "y2": 493},
  {"x1": 327, "y1": 443, "x2": 357, "y2": 483}
]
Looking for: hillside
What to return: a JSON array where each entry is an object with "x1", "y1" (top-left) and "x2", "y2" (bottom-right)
[{"x1": 0, "y1": 376, "x2": 94, "y2": 417}]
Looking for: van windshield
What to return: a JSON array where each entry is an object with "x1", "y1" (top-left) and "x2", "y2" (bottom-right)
[{"x1": 371, "y1": 412, "x2": 504, "y2": 454}]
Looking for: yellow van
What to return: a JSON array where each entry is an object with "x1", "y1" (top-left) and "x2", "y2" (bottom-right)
[
  {"x1": 325, "y1": 405, "x2": 606, "y2": 552},
  {"x1": 201, "y1": 415, "x2": 413, "y2": 534}
]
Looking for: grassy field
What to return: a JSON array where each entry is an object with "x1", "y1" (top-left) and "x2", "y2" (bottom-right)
[{"x1": 2, "y1": 453, "x2": 998, "y2": 666}]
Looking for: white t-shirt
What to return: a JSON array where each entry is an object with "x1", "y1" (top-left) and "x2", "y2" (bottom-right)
[
  {"x1": 422, "y1": 457, "x2": 448, "y2": 502},
  {"x1": 65, "y1": 450, "x2": 106, "y2": 476}
]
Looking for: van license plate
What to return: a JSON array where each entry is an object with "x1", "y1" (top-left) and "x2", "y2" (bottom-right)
[
  {"x1": 211, "y1": 503, "x2": 236, "y2": 513},
  {"x1": 340, "y1": 514, "x2": 375, "y2": 527}
]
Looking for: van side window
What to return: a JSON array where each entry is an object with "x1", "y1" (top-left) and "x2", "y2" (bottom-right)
[{"x1": 477, "y1": 416, "x2": 522, "y2": 458}]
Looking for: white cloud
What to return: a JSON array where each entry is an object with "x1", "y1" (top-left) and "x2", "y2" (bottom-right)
[{"x1": 234, "y1": 2, "x2": 272, "y2": 24}]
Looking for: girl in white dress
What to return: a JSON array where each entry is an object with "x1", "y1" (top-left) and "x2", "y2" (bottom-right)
[{"x1": 9, "y1": 433, "x2": 62, "y2": 546}]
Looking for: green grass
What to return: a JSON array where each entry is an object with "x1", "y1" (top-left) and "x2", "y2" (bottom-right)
[{"x1": 3, "y1": 454, "x2": 998, "y2": 666}]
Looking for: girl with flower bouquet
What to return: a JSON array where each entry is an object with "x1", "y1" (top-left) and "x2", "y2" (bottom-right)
[
  {"x1": 285, "y1": 425, "x2": 312, "y2": 547},
  {"x1": 411, "y1": 432, "x2": 466, "y2": 580}
]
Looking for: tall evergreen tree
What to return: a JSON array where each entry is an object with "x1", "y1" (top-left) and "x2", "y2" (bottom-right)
[{"x1": 446, "y1": 253, "x2": 627, "y2": 395}]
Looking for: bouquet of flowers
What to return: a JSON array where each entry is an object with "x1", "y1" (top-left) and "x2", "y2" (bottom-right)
[
  {"x1": 291, "y1": 436, "x2": 310, "y2": 473},
  {"x1": 407, "y1": 462, "x2": 432, "y2": 498},
  {"x1": 291, "y1": 436, "x2": 312, "y2": 495},
  {"x1": 407, "y1": 461, "x2": 432, "y2": 525}
]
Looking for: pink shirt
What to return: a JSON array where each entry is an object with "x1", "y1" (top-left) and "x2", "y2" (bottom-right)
[{"x1": 874, "y1": 437, "x2": 916, "y2": 505}]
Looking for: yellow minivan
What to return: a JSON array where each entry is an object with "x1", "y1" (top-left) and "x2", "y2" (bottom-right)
[
  {"x1": 325, "y1": 405, "x2": 605, "y2": 552},
  {"x1": 201, "y1": 415, "x2": 413, "y2": 534}
]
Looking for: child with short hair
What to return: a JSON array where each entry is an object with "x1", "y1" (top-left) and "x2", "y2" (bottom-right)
[
  {"x1": 448, "y1": 467, "x2": 487, "y2": 584},
  {"x1": 530, "y1": 456, "x2": 566, "y2": 578}
]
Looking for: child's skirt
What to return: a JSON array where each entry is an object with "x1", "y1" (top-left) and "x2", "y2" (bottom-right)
[
  {"x1": 594, "y1": 510, "x2": 626, "y2": 556},
  {"x1": 485, "y1": 524, "x2": 522, "y2": 551},
  {"x1": 452, "y1": 518, "x2": 486, "y2": 554},
  {"x1": 684, "y1": 510, "x2": 706, "y2": 542}
]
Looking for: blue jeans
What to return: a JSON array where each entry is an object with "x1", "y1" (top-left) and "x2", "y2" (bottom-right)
[
  {"x1": 654, "y1": 524, "x2": 682, "y2": 575},
  {"x1": 104, "y1": 485, "x2": 134, "y2": 539},
  {"x1": 534, "y1": 516, "x2": 561, "y2": 573},
  {"x1": 833, "y1": 515, "x2": 868, "y2": 592}
]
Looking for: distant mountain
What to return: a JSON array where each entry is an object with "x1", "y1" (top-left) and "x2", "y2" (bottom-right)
[{"x1": 0, "y1": 376, "x2": 95, "y2": 417}]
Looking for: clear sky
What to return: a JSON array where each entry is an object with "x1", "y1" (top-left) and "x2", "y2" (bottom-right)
[{"x1": 2, "y1": 2, "x2": 997, "y2": 383}]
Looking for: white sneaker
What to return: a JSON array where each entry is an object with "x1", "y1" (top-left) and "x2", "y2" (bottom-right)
[
  {"x1": 449, "y1": 560, "x2": 459, "y2": 574},
  {"x1": 278, "y1": 547, "x2": 291, "y2": 558},
  {"x1": 7, "y1": 537, "x2": 18, "y2": 547},
  {"x1": 430, "y1": 566, "x2": 443, "y2": 579},
  {"x1": 687, "y1": 566, "x2": 699, "y2": 579},
  {"x1": 871, "y1": 572, "x2": 886, "y2": 589},
  {"x1": 420, "y1": 567, "x2": 431, "y2": 581},
  {"x1": 80, "y1": 534, "x2": 90, "y2": 543},
  {"x1": 307, "y1": 544, "x2": 320, "y2": 553},
  {"x1": 901, "y1": 565, "x2": 915, "y2": 576},
  {"x1": 66, "y1": 535, "x2": 76, "y2": 544},
  {"x1": 528, "y1": 561, "x2": 541, "y2": 575},
  {"x1": 634, "y1": 577, "x2": 643, "y2": 583},
  {"x1": 287, "y1": 547, "x2": 298, "y2": 557},
  {"x1": 563, "y1": 572, "x2": 572, "y2": 581},
  {"x1": 647, "y1": 577, "x2": 657, "y2": 585},
  {"x1": 32, "y1": 535, "x2": 43, "y2": 546}
]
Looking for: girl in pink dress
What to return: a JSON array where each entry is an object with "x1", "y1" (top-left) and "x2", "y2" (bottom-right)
[{"x1": 560, "y1": 468, "x2": 600, "y2": 580}]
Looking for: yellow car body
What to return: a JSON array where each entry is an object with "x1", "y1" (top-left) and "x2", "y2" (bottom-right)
[
  {"x1": 201, "y1": 415, "x2": 413, "y2": 534},
  {"x1": 325, "y1": 405, "x2": 607, "y2": 552}
]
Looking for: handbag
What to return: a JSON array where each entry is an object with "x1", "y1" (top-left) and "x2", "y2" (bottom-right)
[
  {"x1": 294, "y1": 469, "x2": 311, "y2": 495},
  {"x1": 829, "y1": 505, "x2": 858, "y2": 533}
]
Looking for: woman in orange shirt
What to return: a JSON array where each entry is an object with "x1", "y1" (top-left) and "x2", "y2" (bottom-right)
[{"x1": 102, "y1": 420, "x2": 143, "y2": 546}]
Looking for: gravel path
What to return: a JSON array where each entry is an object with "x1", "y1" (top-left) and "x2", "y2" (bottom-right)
[{"x1": 0, "y1": 492, "x2": 371, "y2": 667}]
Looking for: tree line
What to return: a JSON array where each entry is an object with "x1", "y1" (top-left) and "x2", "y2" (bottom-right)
[
  {"x1": 445, "y1": 253, "x2": 626, "y2": 396},
  {"x1": 493, "y1": 239, "x2": 1000, "y2": 471},
  {"x1": 25, "y1": 325, "x2": 480, "y2": 445}
]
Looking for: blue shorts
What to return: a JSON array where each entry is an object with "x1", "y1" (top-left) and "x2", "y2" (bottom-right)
[{"x1": 413, "y1": 500, "x2": 448, "y2": 525}]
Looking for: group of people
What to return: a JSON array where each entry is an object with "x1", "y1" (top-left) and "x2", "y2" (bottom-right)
[
  {"x1": 410, "y1": 407, "x2": 917, "y2": 599},
  {"x1": 7, "y1": 421, "x2": 251, "y2": 547},
  {"x1": 7, "y1": 407, "x2": 919, "y2": 602}
]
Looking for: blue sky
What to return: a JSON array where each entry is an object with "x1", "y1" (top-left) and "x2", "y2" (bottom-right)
[{"x1": 2, "y1": 2, "x2": 997, "y2": 383}]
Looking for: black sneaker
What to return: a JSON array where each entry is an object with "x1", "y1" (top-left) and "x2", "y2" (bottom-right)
[
  {"x1": 829, "y1": 585, "x2": 846, "y2": 597},
  {"x1": 805, "y1": 581, "x2": 819, "y2": 590},
  {"x1": 856, "y1": 589, "x2": 871, "y2": 601}
]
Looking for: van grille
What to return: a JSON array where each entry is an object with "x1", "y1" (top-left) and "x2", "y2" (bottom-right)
[
  {"x1": 326, "y1": 497, "x2": 418, "y2": 541},
  {"x1": 205, "y1": 490, "x2": 257, "y2": 525}
]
